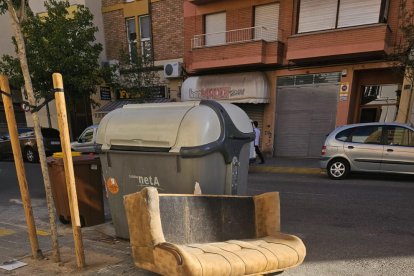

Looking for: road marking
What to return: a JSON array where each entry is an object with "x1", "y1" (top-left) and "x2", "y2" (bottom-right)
[
  {"x1": 249, "y1": 166, "x2": 322, "y2": 175},
  {"x1": 0, "y1": 228, "x2": 16, "y2": 237},
  {"x1": 36, "y1": 229, "x2": 50, "y2": 236}
]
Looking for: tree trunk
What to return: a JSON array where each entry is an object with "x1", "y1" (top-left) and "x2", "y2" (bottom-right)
[{"x1": 6, "y1": 0, "x2": 61, "y2": 263}]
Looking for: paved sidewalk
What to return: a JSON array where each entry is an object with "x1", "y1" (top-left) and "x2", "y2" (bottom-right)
[
  {"x1": 0, "y1": 157, "x2": 320, "y2": 275},
  {"x1": 1, "y1": 221, "x2": 154, "y2": 275},
  {"x1": 249, "y1": 157, "x2": 322, "y2": 175}
]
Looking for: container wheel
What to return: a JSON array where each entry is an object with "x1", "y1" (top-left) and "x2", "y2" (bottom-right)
[
  {"x1": 59, "y1": 215, "x2": 70, "y2": 224},
  {"x1": 24, "y1": 147, "x2": 39, "y2": 163}
]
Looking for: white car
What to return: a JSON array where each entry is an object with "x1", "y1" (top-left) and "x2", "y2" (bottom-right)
[{"x1": 70, "y1": 125, "x2": 99, "y2": 153}]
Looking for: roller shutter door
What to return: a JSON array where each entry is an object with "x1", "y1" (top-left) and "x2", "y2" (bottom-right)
[
  {"x1": 236, "y1": 103, "x2": 265, "y2": 142},
  {"x1": 274, "y1": 74, "x2": 340, "y2": 157}
]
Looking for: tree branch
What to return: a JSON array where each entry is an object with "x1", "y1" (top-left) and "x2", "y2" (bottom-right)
[
  {"x1": 19, "y1": 0, "x2": 26, "y2": 23},
  {"x1": 5, "y1": 0, "x2": 19, "y2": 25}
]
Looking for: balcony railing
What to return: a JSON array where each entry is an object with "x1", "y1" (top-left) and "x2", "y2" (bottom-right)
[{"x1": 191, "y1": 26, "x2": 279, "y2": 49}]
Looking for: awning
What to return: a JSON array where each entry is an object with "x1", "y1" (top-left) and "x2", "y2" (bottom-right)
[
  {"x1": 181, "y1": 72, "x2": 270, "y2": 103},
  {"x1": 95, "y1": 98, "x2": 174, "y2": 114}
]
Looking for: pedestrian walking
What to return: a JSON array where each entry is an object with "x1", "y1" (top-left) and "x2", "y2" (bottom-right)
[{"x1": 253, "y1": 121, "x2": 265, "y2": 164}]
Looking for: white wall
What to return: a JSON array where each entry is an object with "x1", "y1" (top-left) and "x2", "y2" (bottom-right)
[{"x1": 0, "y1": 13, "x2": 15, "y2": 57}]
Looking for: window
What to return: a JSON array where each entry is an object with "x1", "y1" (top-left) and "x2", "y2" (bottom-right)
[
  {"x1": 335, "y1": 128, "x2": 353, "y2": 142},
  {"x1": 139, "y1": 15, "x2": 152, "y2": 60},
  {"x1": 254, "y1": 3, "x2": 279, "y2": 41},
  {"x1": 348, "y1": 126, "x2": 383, "y2": 144},
  {"x1": 126, "y1": 17, "x2": 137, "y2": 60},
  {"x1": 337, "y1": 0, "x2": 382, "y2": 28},
  {"x1": 385, "y1": 127, "x2": 414, "y2": 147},
  {"x1": 205, "y1": 12, "x2": 226, "y2": 46},
  {"x1": 139, "y1": 15, "x2": 150, "y2": 40},
  {"x1": 298, "y1": 0, "x2": 389, "y2": 33},
  {"x1": 360, "y1": 84, "x2": 399, "y2": 122},
  {"x1": 80, "y1": 129, "x2": 94, "y2": 143}
]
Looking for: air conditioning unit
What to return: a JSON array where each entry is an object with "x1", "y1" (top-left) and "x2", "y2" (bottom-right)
[{"x1": 164, "y1": 62, "x2": 182, "y2": 78}]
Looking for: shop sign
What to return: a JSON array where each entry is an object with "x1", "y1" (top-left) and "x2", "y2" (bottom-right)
[
  {"x1": 181, "y1": 72, "x2": 270, "y2": 103},
  {"x1": 100, "y1": 86, "x2": 111, "y2": 101},
  {"x1": 119, "y1": 86, "x2": 166, "y2": 99},
  {"x1": 189, "y1": 87, "x2": 245, "y2": 100}
]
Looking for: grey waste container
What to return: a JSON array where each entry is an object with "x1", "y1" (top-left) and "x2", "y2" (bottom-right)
[{"x1": 96, "y1": 100, "x2": 254, "y2": 239}]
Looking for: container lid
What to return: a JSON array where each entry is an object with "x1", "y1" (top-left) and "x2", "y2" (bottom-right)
[{"x1": 96, "y1": 100, "x2": 254, "y2": 161}]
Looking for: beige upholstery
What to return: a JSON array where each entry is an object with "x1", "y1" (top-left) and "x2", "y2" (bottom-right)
[{"x1": 124, "y1": 188, "x2": 306, "y2": 276}]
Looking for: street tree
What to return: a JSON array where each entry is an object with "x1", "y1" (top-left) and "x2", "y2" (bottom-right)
[
  {"x1": 0, "y1": 0, "x2": 104, "y2": 263},
  {"x1": 0, "y1": 0, "x2": 59, "y2": 262},
  {"x1": 390, "y1": 0, "x2": 414, "y2": 122},
  {"x1": 391, "y1": 0, "x2": 414, "y2": 82},
  {"x1": 0, "y1": 0, "x2": 103, "y2": 133}
]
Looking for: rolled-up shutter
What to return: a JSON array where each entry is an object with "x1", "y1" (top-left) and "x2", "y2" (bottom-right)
[
  {"x1": 254, "y1": 3, "x2": 279, "y2": 41},
  {"x1": 337, "y1": 0, "x2": 382, "y2": 28},
  {"x1": 298, "y1": 0, "x2": 337, "y2": 33},
  {"x1": 205, "y1": 12, "x2": 226, "y2": 46}
]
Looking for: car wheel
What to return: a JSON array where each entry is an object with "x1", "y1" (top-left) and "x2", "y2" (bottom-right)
[
  {"x1": 327, "y1": 159, "x2": 350, "y2": 180},
  {"x1": 24, "y1": 147, "x2": 38, "y2": 163}
]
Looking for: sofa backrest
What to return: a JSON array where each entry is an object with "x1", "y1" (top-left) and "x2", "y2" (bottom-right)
[{"x1": 158, "y1": 195, "x2": 256, "y2": 244}]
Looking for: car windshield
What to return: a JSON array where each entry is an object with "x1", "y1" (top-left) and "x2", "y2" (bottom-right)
[{"x1": 18, "y1": 128, "x2": 33, "y2": 134}]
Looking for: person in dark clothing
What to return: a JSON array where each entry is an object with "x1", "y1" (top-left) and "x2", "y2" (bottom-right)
[{"x1": 253, "y1": 121, "x2": 265, "y2": 164}]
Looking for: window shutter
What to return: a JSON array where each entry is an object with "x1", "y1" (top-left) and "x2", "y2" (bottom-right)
[
  {"x1": 254, "y1": 3, "x2": 280, "y2": 41},
  {"x1": 337, "y1": 0, "x2": 382, "y2": 28},
  {"x1": 298, "y1": 0, "x2": 337, "y2": 33},
  {"x1": 205, "y1": 12, "x2": 226, "y2": 46}
]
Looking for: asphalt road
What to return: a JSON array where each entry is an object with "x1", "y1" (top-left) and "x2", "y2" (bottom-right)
[
  {"x1": 248, "y1": 171, "x2": 414, "y2": 276},
  {"x1": 1, "y1": 160, "x2": 414, "y2": 275}
]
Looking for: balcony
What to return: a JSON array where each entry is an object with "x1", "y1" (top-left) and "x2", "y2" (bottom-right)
[
  {"x1": 189, "y1": 0, "x2": 220, "y2": 5},
  {"x1": 286, "y1": 24, "x2": 393, "y2": 62},
  {"x1": 188, "y1": 26, "x2": 284, "y2": 72}
]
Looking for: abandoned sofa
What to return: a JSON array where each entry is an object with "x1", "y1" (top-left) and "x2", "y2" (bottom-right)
[{"x1": 123, "y1": 187, "x2": 306, "y2": 276}]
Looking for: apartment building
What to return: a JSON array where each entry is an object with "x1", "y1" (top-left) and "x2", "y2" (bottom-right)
[
  {"x1": 183, "y1": 0, "x2": 408, "y2": 157},
  {"x1": 97, "y1": 0, "x2": 184, "y2": 122}
]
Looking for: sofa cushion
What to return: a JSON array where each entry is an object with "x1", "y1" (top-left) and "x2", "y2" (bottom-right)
[{"x1": 156, "y1": 233, "x2": 305, "y2": 276}]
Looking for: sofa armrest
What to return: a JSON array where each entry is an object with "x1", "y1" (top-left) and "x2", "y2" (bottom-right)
[
  {"x1": 253, "y1": 192, "x2": 280, "y2": 237},
  {"x1": 124, "y1": 188, "x2": 166, "y2": 247}
]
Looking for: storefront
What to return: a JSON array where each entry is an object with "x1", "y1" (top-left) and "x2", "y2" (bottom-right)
[{"x1": 181, "y1": 72, "x2": 270, "y2": 129}]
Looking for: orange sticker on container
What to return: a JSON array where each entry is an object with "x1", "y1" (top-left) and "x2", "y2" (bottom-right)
[{"x1": 106, "y1": 177, "x2": 119, "y2": 195}]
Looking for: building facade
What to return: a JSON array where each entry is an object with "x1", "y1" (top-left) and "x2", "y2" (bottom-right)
[
  {"x1": 183, "y1": 0, "x2": 409, "y2": 157},
  {"x1": 97, "y1": 0, "x2": 184, "y2": 123}
]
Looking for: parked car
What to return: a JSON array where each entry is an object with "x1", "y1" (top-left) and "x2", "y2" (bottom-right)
[
  {"x1": 321, "y1": 122, "x2": 414, "y2": 179},
  {"x1": 0, "y1": 127, "x2": 61, "y2": 163},
  {"x1": 70, "y1": 125, "x2": 99, "y2": 153}
]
